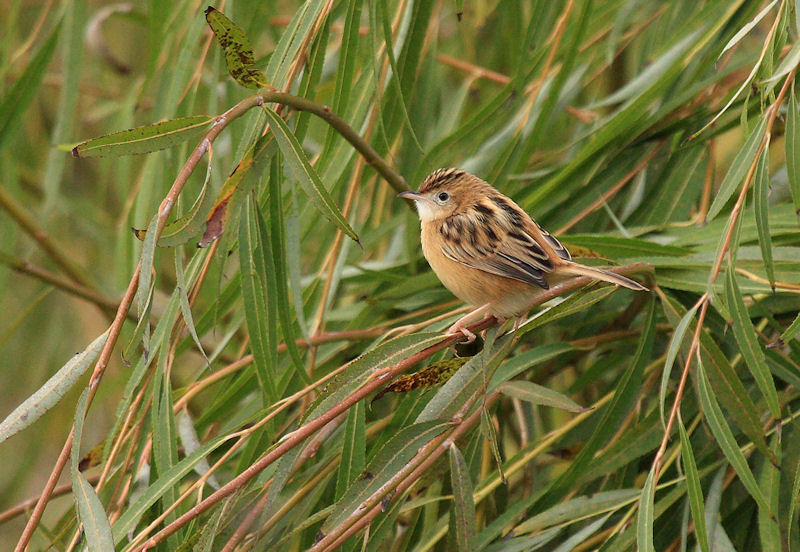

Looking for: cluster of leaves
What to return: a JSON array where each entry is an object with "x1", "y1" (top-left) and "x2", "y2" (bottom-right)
[{"x1": 2, "y1": 1, "x2": 800, "y2": 551}]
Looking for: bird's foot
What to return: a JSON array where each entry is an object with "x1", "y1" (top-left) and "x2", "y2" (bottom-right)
[
  {"x1": 446, "y1": 304, "x2": 495, "y2": 344},
  {"x1": 446, "y1": 322, "x2": 478, "y2": 344}
]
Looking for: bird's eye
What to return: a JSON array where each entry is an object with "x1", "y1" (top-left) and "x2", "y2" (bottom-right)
[{"x1": 437, "y1": 191, "x2": 450, "y2": 203}]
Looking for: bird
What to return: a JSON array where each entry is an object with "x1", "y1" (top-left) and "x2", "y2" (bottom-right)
[{"x1": 398, "y1": 168, "x2": 648, "y2": 342}]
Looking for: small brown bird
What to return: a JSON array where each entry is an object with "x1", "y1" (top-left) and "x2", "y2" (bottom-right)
[{"x1": 399, "y1": 168, "x2": 647, "y2": 341}]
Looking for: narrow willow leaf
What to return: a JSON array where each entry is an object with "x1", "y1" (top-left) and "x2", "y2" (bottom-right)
[
  {"x1": 707, "y1": 116, "x2": 766, "y2": 221},
  {"x1": 488, "y1": 343, "x2": 574, "y2": 391},
  {"x1": 262, "y1": 107, "x2": 360, "y2": 243},
  {"x1": 515, "y1": 489, "x2": 640, "y2": 534},
  {"x1": 335, "y1": 400, "x2": 366, "y2": 500},
  {"x1": 678, "y1": 416, "x2": 709, "y2": 552},
  {"x1": 759, "y1": 434, "x2": 781, "y2": 552},
  {"x1": 70, "y1": 389, "x2": 114, "y2": 552},
  {"x1": 636, "y1": 466, "x2": 656, "y2": 552},
  {"x1": 788, "y1": 458, "x2": 800, "y2": 550},
  {"x1": 0, "y1": 330, "x2": 108, "y2": 444},
  {"x1": 73, "y1": 472, "x2": 114, "y2": 552},
  {"x1": 780, "y1": 311, "x2": 800, "y2": 343},
  {"x1": 696, "y1": 360, "x2": 772, "y2": 515},
  {"x1": 175, "y1": 251, "x2": 208, "y2": 364},
  {"x1": 660, "y1": 303, "x2": 698, "y2": 430},
  {"x1": 754, "y1": 149, "x2": 775, "y2": 288},
  {"x1": 42, "y1": 0, "x2": 84, "y2": 213},
  {"x1": 321, "y1": 421, "x2": 449, "y2": 534},
  {"x1": 449, "y1": 443, "x2": 477, "y2": 552},
  {"x1": 70, "y1": 116, "x2": 213, "y2": 157},
  {"x1": 787, "y1": 85, "x2": 800, "y2": 213},
  {"x1": 0, "y1": 22, "x2": 61, "y2": 150},
  {"x1": 517, "y1": 286, "x2": 615, "y2": 335},
  {"x1": 204, "y1": 7, "x2": 269, "y2": 89},
  {"x1": 176, "y1": 409, "x2": 218, "y2": 489},
  {"x1": 264, "y1": 162, "x2": 309, "y2": 385},
  {"x1": 719, "y1": 0, "x2": 777, "y2": 58},
  {"x1": 725, "y1": 265, "x2": 781, "y2": 418},
  {"x1": 138, "y1": 213, "x2": 159, "y2": 356},
  {"x1": 498, "y1": 381, "x2": 585, "y2": 412},
  {"x1": 239, "y1": 197, "x2": 276, "y2": 402},
  {"x1": 481, "y1": 407, "x2": 505, "y2": 484},
  {"x1": 764, "y1": 40, "x2": 800, "y2": 85},
  {"x1": 561, "y1": 235, "x2": 689, "y2": 258}
]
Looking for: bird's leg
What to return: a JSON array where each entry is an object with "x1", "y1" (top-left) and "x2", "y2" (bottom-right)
[{"x1": 447, "y1": 303, "x2": 493, "y2": 343}]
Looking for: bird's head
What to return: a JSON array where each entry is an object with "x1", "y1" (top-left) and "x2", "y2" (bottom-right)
[{"x1": 397, "y1": 168, "x2": 491, "y2": 222}]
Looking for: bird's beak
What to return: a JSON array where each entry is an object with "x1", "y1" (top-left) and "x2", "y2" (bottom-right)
[{"x1": 397, "y1": 190, "x2": 423, "y2": 201}]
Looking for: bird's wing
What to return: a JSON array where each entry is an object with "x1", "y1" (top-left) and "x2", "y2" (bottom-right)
[{"x1": 439, "y1": 197, "x2": 571, "y2": 290}]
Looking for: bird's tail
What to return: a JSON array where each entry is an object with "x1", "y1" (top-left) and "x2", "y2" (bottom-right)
[{"x1": 558, "y1": 261, "x2": 648, "y2": 291}]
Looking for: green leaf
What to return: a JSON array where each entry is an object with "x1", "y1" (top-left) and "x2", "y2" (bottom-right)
[
  {"x1": 707, "y1": 116, "x2": 766, "y2": 221},
  {"x1": 636, "y1": 466, "x2": 656, "y2": 552},
  {"x1": 678, "y1": 416, "x2": 709, "y2": 552},
  {"x1": 779, "y1": 310, "x2": 800, "y2": 343},
  {"x1": 262, "y1": 107, "x2": 360, "y2": 243},
  {"x1": 449, "y1": 443, "x2": 477, "y2": 552},
  {"x1": 753, "y1": 148, "x2": 775, "y2": 289},
  {"x1": 660, "y1": 303, "x2": 698, "y2": 430},
  {"x1": 788, "y1": 457, "x2": 800, "y2": 550},
  {"x1": 137, "y1": 213, "x2": 159, "y2": 356},
  {"x1": 69, "y1": 116, "x2": 214, "y2": 157},
  {"x1": 725, "y1": 265, "x2": 781, "y2": 418},
  {"x1": 266, "y1": 159, "x2": 309, "y2": 385},
  {"x1": 71, "y1": 389, "x2": 114, "y2": 552},
  {"x1": 175, "y1": 251, "x2": 208, "y2": 364},
  {"x1": 73, "y1": 471, "x2": 114, "y2": 552},
  {"x1": 517, "y1": 286, "x2": 616, "y2": 336},
  {"x1": 480, "y1": 407, "x2": 505, "y2": 484},
  {"x1": 239, "y1": 196, "x2": 277, "y2": 402},
  {"x1": 759, "y1": 433, "x2": 781, "y2": 552},
  {"x1": 0, "y1": 331, "x2": 108, "y2": 444},
  {"x1": 0, "y1": 21, "x2": 61, "y2": 151},
  {"x1": 498, "y1": 380, "x2": 586, "y2": 412},
  {"x1": 515, "y1": 489, "x2": 640, "y2": 534},
  {"x1": 787, "y1": 84, "x2": 800, "y2": 213},
  {"x1": 335, "y1": 400, "x2": 366, "y2": 500},
  {"x1": 204, "y1": 6, "x2": 269, "y2": 89},
  {"x1": 719, "y1": 1, "x2": 777, "y2": 58},
  {"x1": 562, "y1": 235, "x2": 690, "y2": 258},
  {"x1": 696, "y1": 359, "x2": 772, "y2": 515}
]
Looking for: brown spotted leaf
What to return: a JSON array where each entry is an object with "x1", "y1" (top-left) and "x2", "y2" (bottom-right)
[
  {"x1": 372, "y1": 357, "x2": 469, "y2": 403},
  {"x1": 205, "y1": 6, "x2": 270, "y2": 90},
  {"x1": 199, "y1": 134, "x2": 274, "y2": 247}
]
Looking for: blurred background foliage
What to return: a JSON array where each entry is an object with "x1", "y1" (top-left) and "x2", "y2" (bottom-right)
[{"x1": 2, "y1": 0, "x2": 800, "y2": 550}]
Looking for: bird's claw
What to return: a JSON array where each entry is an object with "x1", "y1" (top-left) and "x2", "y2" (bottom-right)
[{"x1": 446, "y1": 323, "x2": 476, "y2": 344}]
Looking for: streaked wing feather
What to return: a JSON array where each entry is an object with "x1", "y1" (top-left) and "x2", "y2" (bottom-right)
[{"x1": 440, "y1": 214, "x2": 562, "y2": 289}]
